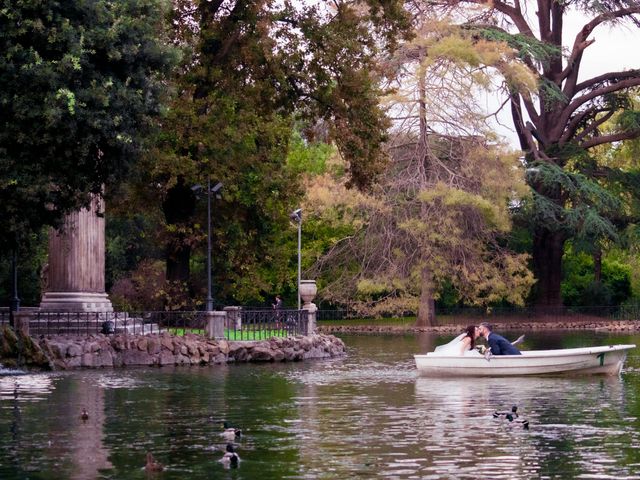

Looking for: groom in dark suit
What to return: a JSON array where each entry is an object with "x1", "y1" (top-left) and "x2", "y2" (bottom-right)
[{"x1": 478, "y1": 322, "x2": 521, "y2": 355}]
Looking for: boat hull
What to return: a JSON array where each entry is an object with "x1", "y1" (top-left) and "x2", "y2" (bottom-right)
[{"x1": 414, "y1": 345, "x2": 635, "y2": 377}]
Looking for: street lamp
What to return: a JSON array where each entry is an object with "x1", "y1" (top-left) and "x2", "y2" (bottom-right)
[
  {"x1": 192, "y1": 178, "x2": 223, "y2": 311},
  {"x1": 10, "y1": 248, "x2": 19, "y2": 312},
  {"x1": 289, "y1": 208, "x2": 302, "y2": 310}
]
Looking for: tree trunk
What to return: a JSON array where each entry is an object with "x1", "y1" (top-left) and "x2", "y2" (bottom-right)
[
  {"x1": 593, "y1": 247, "x2": 602, "y2": 284},
  {"x1": 162, "y1": 177, "x2": 196, "y2": 283},
  {"x1": 532, "y1": 227, "x2": 565, "y2": 308},
  {"x1": 166, "y1": 239, "x2": 191, "y2": 282},
  {"x1": 416, "y1": 267, "x2": 436, "y2": 327}
]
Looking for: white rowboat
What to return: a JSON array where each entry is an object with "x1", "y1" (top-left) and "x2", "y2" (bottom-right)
[{"x1": 414, "y1": 344, "x2": 636, "y2": 376}]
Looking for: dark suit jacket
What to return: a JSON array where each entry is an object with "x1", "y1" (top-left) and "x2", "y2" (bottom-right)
[{"x1": 487, "y1": 332, "x2": 521, "y2": 355}]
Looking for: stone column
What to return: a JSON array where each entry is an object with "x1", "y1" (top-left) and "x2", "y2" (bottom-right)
[
  {"x1": 40, "y1": 195, "x2": 113, "y2": 312},
  {"x1": 300, "y1": 279, "x2": 318, "y2": 334}
]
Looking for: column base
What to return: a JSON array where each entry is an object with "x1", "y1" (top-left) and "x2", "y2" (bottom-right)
[{"x1": 40, "y1": 292, "x2": 114, "y2": 313}]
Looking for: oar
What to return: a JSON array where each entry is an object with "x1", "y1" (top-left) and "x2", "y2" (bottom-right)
[{"x1": 511, "y1": 334, "x2": 525, "y2": 346}]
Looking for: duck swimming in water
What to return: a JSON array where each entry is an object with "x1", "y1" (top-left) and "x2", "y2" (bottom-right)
[
  {"x1": 493, "y1": 406, "x2": 529, "y2": 430},
  {"x1": 493, "y1": 405, "x2": 519, "y2": 421},
  {"x1": 221, "y1": 422, "x2": 242, "y2": 442},
  {"x1": 145, "y1": 452, "x2": 164, "y2": 472},
  {"x1": 220, "y1": 443, "x2": 240, "y2": 469}
]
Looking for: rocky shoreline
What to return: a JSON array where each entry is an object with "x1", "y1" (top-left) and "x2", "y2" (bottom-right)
[
  {"x1": 0, "y1": 327, "x2": 346, "y2": 370},
  {"x1": 317, "y1": 319, "x2": 640, "y2": 335}
]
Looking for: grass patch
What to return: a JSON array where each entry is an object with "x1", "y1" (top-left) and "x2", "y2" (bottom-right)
[
  {"x1": 166, "y1": 327, "x2": 290, "y2": 340},
  {"x1": 225, "y1": 329, "x2": 289, "y2": 341}
]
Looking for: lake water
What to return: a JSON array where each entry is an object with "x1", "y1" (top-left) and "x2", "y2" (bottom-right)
[{"x1": 1, "y1": 330, "x2": 640, "y2": 479}]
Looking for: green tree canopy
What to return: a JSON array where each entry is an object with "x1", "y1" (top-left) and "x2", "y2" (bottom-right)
[
  {"x1": 133, "y1": 0, "x2": 412, "y2": 306},
  {"x1": 0, "y1": 0, "x2": 177, "y2": 249}
]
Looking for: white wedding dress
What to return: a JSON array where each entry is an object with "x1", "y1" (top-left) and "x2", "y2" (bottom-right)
[{"x1": 432, "y1": 333, "x2": 482, "y2": 356}]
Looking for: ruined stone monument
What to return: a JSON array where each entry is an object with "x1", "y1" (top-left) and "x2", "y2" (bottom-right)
[{"x1": 40, "y1": 195, "x2": 113, "y2": 312}]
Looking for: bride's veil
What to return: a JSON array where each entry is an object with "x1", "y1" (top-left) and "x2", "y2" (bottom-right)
[{"x1": 433, "y1": 333, "x2": 466, "y2": 354}]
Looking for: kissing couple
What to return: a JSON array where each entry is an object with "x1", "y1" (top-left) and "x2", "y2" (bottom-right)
[{"x1": 435, "y1": 322, "x2": 522, "y2": 357}]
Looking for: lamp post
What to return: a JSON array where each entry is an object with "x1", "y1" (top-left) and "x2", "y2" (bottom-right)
[
  {"x1": 193, "y1": 178, "x2": 222, "y2": 311},
  {"x1": 289, "y1": 208, "x2": 302, "y2": 310}
]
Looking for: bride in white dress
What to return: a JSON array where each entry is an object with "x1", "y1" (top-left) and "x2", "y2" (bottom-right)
[{"x1": 433, "y1": 325, "x2": 482, "y2": 356}]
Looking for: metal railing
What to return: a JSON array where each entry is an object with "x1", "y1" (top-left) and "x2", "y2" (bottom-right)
[
  {"x1": 226, "y1": 309, "x2": 305, "y2": 340},
  {"x1": 2, "y1": 308, "x2": 308, "y2": 338},
  {"x1": 24, "y1": 311, "x2": 209, "y2": 336}
]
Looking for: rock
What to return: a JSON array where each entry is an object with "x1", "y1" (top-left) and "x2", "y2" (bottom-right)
[
  {"x1": 159, "y1": 351, "x2": 176, "y2": 366},
  {"x1": 97, "y1": 350, "x2": 114, "y2": 367},
  {"x1": 233, "y1": 348, "x2": 248, "y2": 362},
  {"x1": 218, "y1": 340, "x2": 230, "y2": 354},
  {"x1": 66, "y1": 356, "x2": 82, "y2": 368},
  {"x1": 251, "y1": 347, "x2": 275, "y2": 362},
  {"x1": 122, "y1": 349, "x2": 154, "y2": 366},
  {"x1": 147, "y1": 339, "x2": 161, "y2": 355},
  {"x1": 161, "y1": 335, "x2": 174, "y2": 352},
  {"x1": 186, "y1": 341, "x2": 198, "y2": 355},
  {"x1": 67, "y1": 344, "x2": 82, "y2": 358},
  {"x1": 111, "y1": 336, "x2": 126, "y2": 351},
  {"x1": 137, "y1": 338, "x2": 148, "y2": 351},
  {"x1": 81, "y1": 352, "x2": 95, "y2": 367}
]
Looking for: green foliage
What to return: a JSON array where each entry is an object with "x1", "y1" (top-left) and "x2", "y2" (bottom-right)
[
  {"x1": 518, "y1": 160, "x2": 622, "y2": 240},
  {"x1": 562, "y1": 250, "x2": 632, "y2": 306},
  {"x1": 477, "y1": 28, "x2": 561, "y2": 66},
  {"x1": 130, "y1": 0, "x2": 410, "y2": 308},
  {"x1": 286, "y1": 130, "x2": 335, "y2": 176},
  {"x1": 0, "y1": 0, "x2": 178, "y2": 249}
]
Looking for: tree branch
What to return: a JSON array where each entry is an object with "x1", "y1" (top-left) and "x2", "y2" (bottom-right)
[
  {"x1": 574, "y1": 70, "x2": 640, "y2": 93},
  {"x1": 560, "y1": 105, "x2": 605, "y2": 143},
  {"x1": 580, "y1": 128, "x2": 640, "y2": 149},
  {"x1": 558, "y1": 76, "x2": 640, "y2": 128},
  {"x1": 573, "y1": 110, "x2": 615, "y2": 145},
  {"x1": 559, "y1": 6, "x2": 640, "y2": 96}
]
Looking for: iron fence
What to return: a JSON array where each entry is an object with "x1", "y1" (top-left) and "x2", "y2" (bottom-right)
[
  {"x1": 17, "y1": 311, "x2": 207, "y2": 336},
  {"x1": 226, "y1": 309, "x2": 305, "y2": 340},
  {"x1": 3, "y1": 308, "x2": 307, "y2": 339}
]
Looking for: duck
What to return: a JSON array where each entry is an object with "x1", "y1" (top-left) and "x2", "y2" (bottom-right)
[
  {"x1": 80, "y1": 408, "x2": 89, "y2": 421},
  {"x1": 221, "y1": 421, "x2": 242, "y2": 442},
  {"x1": 493, "y1": 405, "x2": 519, "y2": 421},
  {"x1": 145, "y1": 452, "x2": 164, "y2": 472},
  {"x1": 220, "y1": 443, "x2": 240, "y2": 469},
  {"x1": 493, "y1": 406, "x2": 529, "y2": 430}
]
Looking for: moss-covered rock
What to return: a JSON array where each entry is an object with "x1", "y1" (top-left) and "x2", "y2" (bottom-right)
[{"x1": 0, "y1": 326, "x2": 52, "y2": 370}]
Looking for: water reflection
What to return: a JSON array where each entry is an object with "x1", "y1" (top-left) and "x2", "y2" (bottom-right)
[{"x1": 0, "y1": 374, "x2": 54, "y2": 402}]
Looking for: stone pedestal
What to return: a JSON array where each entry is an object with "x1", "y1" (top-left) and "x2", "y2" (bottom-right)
[
  {"x1": 40, "y1": 195, "x2": 113, "y2": 312},
  {"x1": 300, "y1": 279, "x2": 318, "y2": 334},
  {"x1": 205, "y1": 311, "x2": 226, "y2": 340}
]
